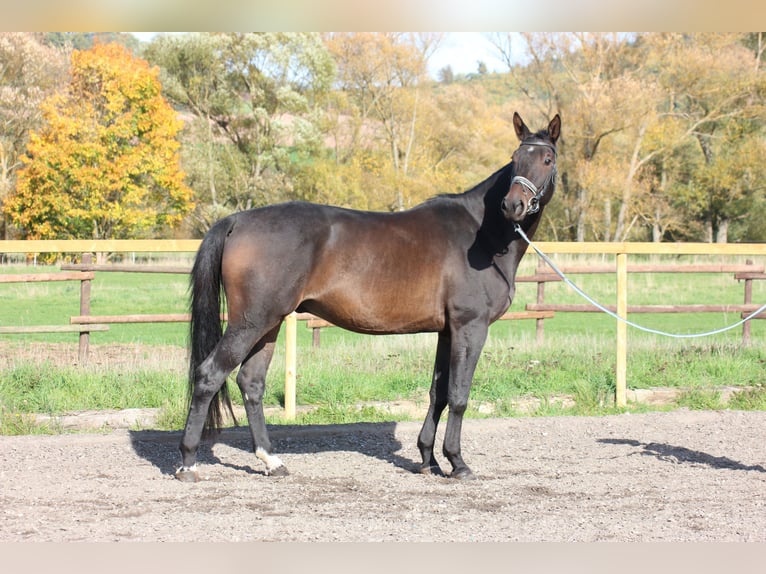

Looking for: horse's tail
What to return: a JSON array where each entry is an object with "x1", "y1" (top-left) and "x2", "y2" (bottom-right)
[{"x1": 188, "y1": 215, "x2": 237, "y2": 436}]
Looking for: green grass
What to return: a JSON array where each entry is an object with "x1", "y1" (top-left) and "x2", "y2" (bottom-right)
[
  {"x1": 1, "y1": 253, "x2": 766, "y2": 434},
  {"x1": 0, "y1": 362, "x2": 184, "y2": 413},
  {"x1": 0, "y1": 262, "x2": 191, "y2": 344}
]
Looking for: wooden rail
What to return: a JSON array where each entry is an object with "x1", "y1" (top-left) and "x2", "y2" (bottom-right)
[
  {"x1": 71, "y1": 313, "x2": 191, "y2": 324},
  {"x1": 62, "y1": 263, "x2": 191, "y2": 274},
  {"x1": 0, "y1": 324, "x2": 109, "y2": 334},
  {"x1": 0, "y1": 271, "x2": 95, "y2": 283},
  {"x1": 0, "y1": 260, "x2": 107, "y2": 361},
  {"x1": 524, "y1": 259, "x2": 764, "y2": 345},
  {"x1": 527, "y1": 303, "x2": 764, "y2": 313},
  {"x1": 532, "y1": 263, "x2": 762, "y2": 274}
]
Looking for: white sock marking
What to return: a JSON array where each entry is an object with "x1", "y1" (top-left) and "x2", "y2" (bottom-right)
[{"x1": 256, "y1": 447, "x2": 284, "y2": 472}]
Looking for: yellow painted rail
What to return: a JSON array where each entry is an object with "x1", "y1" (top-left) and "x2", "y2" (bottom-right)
[{"x1": 3, "y1": 239, "x2": 766, "y2": 256}]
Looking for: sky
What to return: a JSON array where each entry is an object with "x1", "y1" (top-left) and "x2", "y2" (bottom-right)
[
  {"x1": 426, "y1": 33, "x2": 509, "y2": 76},
  {"x1": 130, "y1": 32, "x2": 511, "y2": 79}
]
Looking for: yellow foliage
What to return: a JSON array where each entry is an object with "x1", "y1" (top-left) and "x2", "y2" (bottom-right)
[{"x1": 4, "y1": 42, "x2": 193, "y2": 240}]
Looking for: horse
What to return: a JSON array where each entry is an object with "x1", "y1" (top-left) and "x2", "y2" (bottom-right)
[{"x1": 176, "y1": 112, "x2": 561, "y2": 482}]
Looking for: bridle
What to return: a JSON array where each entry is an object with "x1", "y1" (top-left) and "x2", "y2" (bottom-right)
[{"x1": 511, "y1": 140, "x2": 557, "y2": 216}]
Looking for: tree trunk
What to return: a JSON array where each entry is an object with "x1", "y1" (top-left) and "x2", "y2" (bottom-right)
[
  {"x1": 614, "y1": 121, "x2": 648, "y2": 241},
  {"x1": 652, "y1": 204, "x2": 662, "y2": 242},
  {"x1": 576, "y1": 187, "x2": 587, "y2": 241},
  {"x1": 207, "y1": 118, "x2": 217, "y2": 207},
  {"x1": 716, "y1": 218, "x2": 729, "y2": 243}
]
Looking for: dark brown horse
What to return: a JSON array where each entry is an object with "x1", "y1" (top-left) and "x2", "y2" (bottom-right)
[{"x1": 176, "y1": 112, "x2": 561, "y2": 482}]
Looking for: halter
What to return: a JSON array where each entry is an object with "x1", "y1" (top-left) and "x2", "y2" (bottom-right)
[{"x1": 511, "y1": 140, "x2": 557, "y2": 216}]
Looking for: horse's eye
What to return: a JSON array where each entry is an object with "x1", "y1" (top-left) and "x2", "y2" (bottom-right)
[{"x1": 544, "y1": 157, "x2": 552, "y2": 166}]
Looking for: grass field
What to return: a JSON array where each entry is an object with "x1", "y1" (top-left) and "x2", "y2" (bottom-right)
[{"x1": 1, "y1": 252, "x2": 765, "y2": 434}]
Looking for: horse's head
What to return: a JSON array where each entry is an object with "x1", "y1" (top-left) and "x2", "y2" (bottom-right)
[{"x1": 500, "y1": 112, "x2": 561, "y2": 223}]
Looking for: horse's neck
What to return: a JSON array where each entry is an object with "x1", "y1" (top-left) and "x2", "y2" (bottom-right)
[{"x1": 470, "y1": 166, "x2": 515, "y2": 254}]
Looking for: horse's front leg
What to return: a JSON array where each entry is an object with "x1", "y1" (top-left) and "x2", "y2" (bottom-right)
[
  {"x1": 417, "y1": 331, "x2": 451, "y2": 475},
  {"x1": 442, "y1": 320, "x2": 488, "y2": 480}
]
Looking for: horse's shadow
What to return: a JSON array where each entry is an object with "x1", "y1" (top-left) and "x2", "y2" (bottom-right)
[
  {"x1": 130, "y1": 421, "x2": 420, "y2": 478},
  {"x1": 598, "y1": 438, "x2": 766, "y2": 473}
]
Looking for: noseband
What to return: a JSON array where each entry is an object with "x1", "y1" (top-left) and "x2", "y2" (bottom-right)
[{"x1": 511, "y1": 141, "x2": 557, "y2": 215}]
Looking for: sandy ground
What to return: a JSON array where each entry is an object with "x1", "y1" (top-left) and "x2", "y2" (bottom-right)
[{"x1": 1, "y1": 409, "x2": 765, "y2": 542}]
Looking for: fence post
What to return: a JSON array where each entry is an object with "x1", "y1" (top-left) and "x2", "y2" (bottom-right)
[
  {"x1": 742, "y1": 259, "x2": 753, "y2": 346},
  {"x1": 535, "y1": 255, "x2": 546, "y2": 345},
  {"x1": 284, "y1": 312, "x2": 297, "y2": 419},
  {"x1": 615, "y1": 252, "x2": 628, "y2": 407},
  {"x1": 78, "y1": 252, "x2": 93, "y2": 364}
]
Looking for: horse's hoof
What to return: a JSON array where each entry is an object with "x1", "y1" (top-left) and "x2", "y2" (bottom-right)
[
  {"x1": 418, "y1": 465, "x2": 443, "y2": 476},
  {"x1": 175, "y1": 468, "x2": 201, "y2": 483},
  {"x1": 267, "y1": 465, "x2": 289, "y2": 477},
  {"x1": 450, "y1": 468, "x2": 477, "y2": 481}
]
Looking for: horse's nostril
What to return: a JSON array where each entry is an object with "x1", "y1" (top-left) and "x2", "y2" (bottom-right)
[{"x1": 501, "y1": 197, "x2": 509, "y2": 213}]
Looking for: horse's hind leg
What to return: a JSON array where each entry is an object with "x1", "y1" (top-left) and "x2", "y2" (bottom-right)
[
  {"x1": 235, "y1": 324, "x2": 288, "y2": 476},
  {"x1": 177, "y1": 326, "x2": 264, "y2": 482}
]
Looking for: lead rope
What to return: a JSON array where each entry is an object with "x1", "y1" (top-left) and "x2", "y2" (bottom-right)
[{"x1": 513, "y1": 224, "x2": 766, "y2": 339}]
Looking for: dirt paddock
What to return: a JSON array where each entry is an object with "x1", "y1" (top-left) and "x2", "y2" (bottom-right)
[{"x1": 2, "y1": 409, "x2": 765, "y2": 542}]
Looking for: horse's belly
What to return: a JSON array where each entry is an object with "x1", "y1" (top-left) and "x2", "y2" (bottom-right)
[
  {"x1": 299, "y1": 286, "x2": 445, "y2": 335},
  {"x1": 303, "y1": 225, "x2": 451, "y2": 333}
]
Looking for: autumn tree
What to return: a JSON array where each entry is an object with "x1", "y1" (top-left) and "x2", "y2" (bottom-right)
[
  {"x1": 4, "y1": 42, "x2": 193, "y2": 241},
  {"x1": 507, "y1": 32, "x2": 766, "y2": 242},
  {"x1": 0, "y1": 33, "x2": 67, "y2": 239},
  {"x1": 509, "y1": 33, "x2": 662, "y2": 241},
  {"x1": 646, "y1": 33, "x2": 766, "y2": 242},
  {"x1": 326, "y1": 32, "x2": 440, "y2": 210}
]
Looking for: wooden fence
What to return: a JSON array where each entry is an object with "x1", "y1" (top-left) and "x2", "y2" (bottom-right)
[
  {"x1": 524, "y1": 258, "x2": 766, "y2": 345},
  {"x1": 2, "y1": 239, "x2": 766, "y2": 415}
]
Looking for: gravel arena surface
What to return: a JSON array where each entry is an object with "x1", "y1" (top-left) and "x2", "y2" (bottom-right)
[{"x1": 1, "y1": 409, "x2": 765, "y2": 542}]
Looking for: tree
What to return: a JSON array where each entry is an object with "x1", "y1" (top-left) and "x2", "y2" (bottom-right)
[
  {"x1": 509, "y1": 32, "x2": 766, "y2": 242},
  {"x1": 647, "y1": 33, "x2": 766, "y2": 242},
  {"x1": 486, "y1": 32, "x2": 514, "y2": 71},
  {"x1": 4, "y1": 43, "x2": 193, "y2": 241},
  {"x1": 326, "y1": 32, "x2": 439, "y2": 210},
  {"x1": 437, "y1": 65, "x2": 454, "y2": 84},
  {"x1": 511, "y1": 33, "x2": 657, "y2": 241},
  {"x1": 143, "y1": 33, "x2": 235, "y2": 230},
  {"x1": 43, "y1": 32, "x2": 140, "y2": 53},
  {"x1": 0, "y1": 33, "x2": 67, "y2": 239},
  {"x1": 145, "y1": 33, "x2": 335, "y2": 233},
  {"x1": 217, "y1": 33, "x2": 335, "y2": 207}
]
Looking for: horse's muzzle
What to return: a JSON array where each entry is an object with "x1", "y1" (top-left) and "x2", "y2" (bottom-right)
[{"x1": 501, "y1": 194, "x2": 527, "y2": 222}]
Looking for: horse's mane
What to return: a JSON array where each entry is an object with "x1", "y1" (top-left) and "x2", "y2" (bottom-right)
[
  {"x1": 424, "y1": 161, "x2": 513, "y2": 205},
  {"x1": 530, "y1": 127, "x2": 554, "y2": 141}
]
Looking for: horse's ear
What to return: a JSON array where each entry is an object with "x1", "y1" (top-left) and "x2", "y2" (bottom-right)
[
  {"x1": 513, "y1": 112, "x2": 531, "y2": 141},
  {"x1": 548, "y1": 114, "x2": 561, "y2": 144}
]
